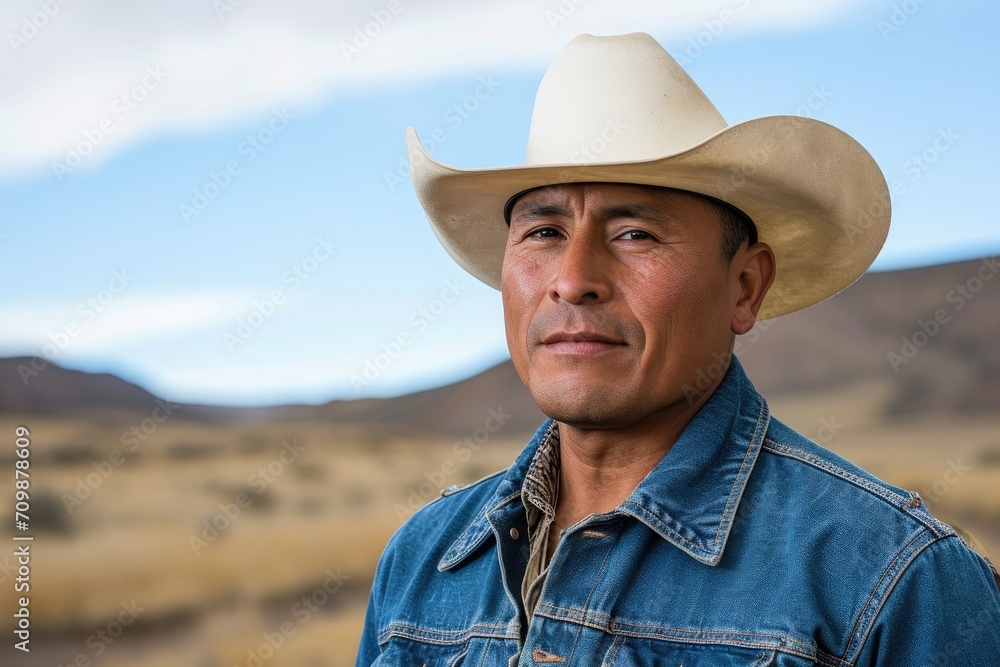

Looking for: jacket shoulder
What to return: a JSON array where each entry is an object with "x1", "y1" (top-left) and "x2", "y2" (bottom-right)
[{"x1": 759, "y1": 416, "x2": 954, "y2": 538}]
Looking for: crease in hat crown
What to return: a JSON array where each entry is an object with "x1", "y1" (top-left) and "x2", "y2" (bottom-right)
[{"x1": 404, "y1": 31, "x2": 891, "y2": 320}]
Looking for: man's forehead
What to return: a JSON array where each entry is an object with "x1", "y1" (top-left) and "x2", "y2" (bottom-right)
[{"x1": 507, "y1": 182, "x2": 708, "y2": 220}]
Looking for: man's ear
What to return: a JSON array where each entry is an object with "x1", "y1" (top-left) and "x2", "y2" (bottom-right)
[{"x1": 731, "y1": 242, "x2": 776, "y2": 335}]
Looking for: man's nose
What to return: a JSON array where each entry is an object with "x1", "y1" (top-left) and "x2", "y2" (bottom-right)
[{"x1": 548, "y1": 230, "x2": 613, "y2": 304}]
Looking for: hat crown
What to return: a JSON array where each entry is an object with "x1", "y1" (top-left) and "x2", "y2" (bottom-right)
[{"x1": 526, "y1": 32, "x2": 728, "y2": 165}]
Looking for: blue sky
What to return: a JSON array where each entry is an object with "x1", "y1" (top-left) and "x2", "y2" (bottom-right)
[{"x1": 1, "y1": 0, "x2": 996, "y2": 406}]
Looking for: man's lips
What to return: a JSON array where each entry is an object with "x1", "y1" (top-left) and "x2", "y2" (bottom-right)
[{"x1": 540, "y1": 331, "x2": 627, "y2": 354}]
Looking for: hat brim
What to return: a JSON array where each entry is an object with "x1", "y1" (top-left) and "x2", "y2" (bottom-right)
[{"x1": 406, "y1": 115, "x2": 889, "y2": 320}]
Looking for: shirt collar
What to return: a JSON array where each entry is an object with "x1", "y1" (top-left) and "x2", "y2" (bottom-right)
[{"x1": 438, "y1": 355, "x2": 770, "y2": 571}]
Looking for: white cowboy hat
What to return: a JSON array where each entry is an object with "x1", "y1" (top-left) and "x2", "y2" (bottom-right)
[{"x1": 405, "y1": 32, "x2": 890, "y2": 319}]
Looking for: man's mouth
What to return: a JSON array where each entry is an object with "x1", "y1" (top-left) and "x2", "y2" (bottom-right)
[{"x1": 540, "y1": 331, "x2": 627, "y2": 354}]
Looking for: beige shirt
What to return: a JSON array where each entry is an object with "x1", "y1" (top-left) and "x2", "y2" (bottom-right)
[{"x1": 520, "y1": 422, "x2": 561, "y2": 621}]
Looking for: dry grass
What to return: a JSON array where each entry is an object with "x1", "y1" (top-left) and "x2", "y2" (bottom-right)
[{"x1": 0, "y1": 398, "x2": 997, "y2": 667}]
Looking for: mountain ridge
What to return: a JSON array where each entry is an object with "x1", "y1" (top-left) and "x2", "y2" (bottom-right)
[{"x1": 2, "y1": 257, "x2": 996, "y2": 436}]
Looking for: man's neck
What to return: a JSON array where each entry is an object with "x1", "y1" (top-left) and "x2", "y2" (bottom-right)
[{"x1": 551, "y1": 360, "x2": 728, "y2": 532}]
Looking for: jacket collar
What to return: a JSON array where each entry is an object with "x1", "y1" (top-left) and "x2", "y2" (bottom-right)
[{"x1": 438, "y1": 355, "x2": 770, "y2": 571}]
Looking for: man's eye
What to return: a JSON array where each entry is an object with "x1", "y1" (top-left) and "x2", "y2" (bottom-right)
[
  {"x1": 528, "y1": 227, "x2": 560, "y2": 238},
  {"x1": 619, "y1": 230, "x2": 652, "y2": 241}
]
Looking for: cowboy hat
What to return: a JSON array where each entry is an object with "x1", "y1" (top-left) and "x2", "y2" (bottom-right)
[{"x1": 405, "y1": 32, "x2": 890, "y2": 319}]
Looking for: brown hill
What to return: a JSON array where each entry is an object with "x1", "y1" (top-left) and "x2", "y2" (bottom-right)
[
  {"x1": 1, "y1": 257, "x2": 996, "y2": 434},
  {"x1": 737, "y1": 257, "x2": 1000, "y2": 416},
  {"x1": 0, "y1": 356, "x2": 161, "y2": 414}
]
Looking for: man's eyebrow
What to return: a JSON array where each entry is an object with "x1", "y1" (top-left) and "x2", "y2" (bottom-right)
[
  {"x1": 510, "y1": 202, "x2": 568, "y2": 220},
  {"x1": 510, "y1": 201, "x2": 680, "y2": 223},
  {"x1": 598, "y1": 202, "x2": 677, "y2": 223}
]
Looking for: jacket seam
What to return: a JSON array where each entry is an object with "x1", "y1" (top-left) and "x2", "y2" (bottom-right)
[
  {"x1": 377, "y1": 621, "x2": 517, "y2": 646},
  {"x1": 439, "y1": 467, "x2": 510, "y2": 499},
  {"x1": 535, "y1": 604, "x2": 844, "y2": 665},
  {"x1": 760, "y1": 438, "x2": 951, "y2": 537},
  {"x1": 840, "y1": 528, "x2": 940, "y2": 663},
  {"x1": 709, "y1": 394, "x2": 769, "y2": 554},
  {"x1": 439, "y1": 490, "x2": 521, "y2": 570}
]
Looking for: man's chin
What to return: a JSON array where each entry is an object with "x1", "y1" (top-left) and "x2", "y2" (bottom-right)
[{"x1": 529, "y1": 384, "x2": 636, "y2": 429}]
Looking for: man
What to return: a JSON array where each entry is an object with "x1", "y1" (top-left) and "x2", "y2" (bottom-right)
[{"x1": 357, "y1": 33, "x2": 1000, "y2": 665}]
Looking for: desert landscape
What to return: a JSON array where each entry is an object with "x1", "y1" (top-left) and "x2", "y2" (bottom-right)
[{"x1": 0, "y1": 257, "x2": 997, "y2": 666}]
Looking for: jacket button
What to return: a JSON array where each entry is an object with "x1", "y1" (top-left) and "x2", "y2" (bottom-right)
[{"x1": 510, "y1": 527, "x2": 520, "y2": 540}]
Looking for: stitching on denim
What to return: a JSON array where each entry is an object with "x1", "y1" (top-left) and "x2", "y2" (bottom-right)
[
  {"x1": 378, "y1": 621, "x2": 517, "y2": 646},
  {"x1": 618, "y1": 394, "x2": 769, "y2": 564},
  {"x1": 601, "y1": 634, "x2": 626, "y2": 667},
  {"x1": 535, "y1": 603, "x2": 831, "y2": 663},
  {"x1": 618, "y1": 502, "x2": 708, "y2": 558},
  {"x1": 534, "y1": 601, "x2": 611, "y2": 628},
  {"x1": 439, "y1": 490, "x2": 521, "y2": 570},
  {"x1": 443, "y1": 467, "x2": 509, "y2": 498},
  {"x1": 487, "y1": 512, "x2": 527, "y2": 640},
  {"x1": 440, "y1": 421, "x2": 557, "y2": 571},
  {"x1": 762, "y1": 439, "x2": 958, "y2": 540},
  {"x1": 446, "y1": 644, "x2": 470, "y2": 667},
  {"x1": 708, "y1": 393, "x2": 769, "y2": 560},
  {"x1": 564, "y1": 523, "x2": 617, "y2": 662},
  {"x1": 762, "y1": 440, "x2": 906, "y2": 507},
  {"x1": 814, "y1": 651, "x2": 851, "y2": 667},
  {"x1": 439, "y1": 502, "x2": 492, "y2": 570},
  {"x1": 841, "y1": 529, "x2": 941, "y2": 663}
]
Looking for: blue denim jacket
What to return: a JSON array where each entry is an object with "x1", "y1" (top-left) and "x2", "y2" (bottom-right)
[{"x1": 357, "y1": 357, "x2": 1000, "y2": 665}]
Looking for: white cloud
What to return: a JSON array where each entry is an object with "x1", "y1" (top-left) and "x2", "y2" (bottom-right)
[
  {"x1": 0, "y1": 290, "x2": 250, "y2": 352},
  {"x1": 0, "y1": 0, "x2": 861, "y2": 180}
]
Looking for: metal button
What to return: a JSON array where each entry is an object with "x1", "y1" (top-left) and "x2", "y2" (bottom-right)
[{"x1": 509, "y1": 527, "x2": 520, "y2": 540}]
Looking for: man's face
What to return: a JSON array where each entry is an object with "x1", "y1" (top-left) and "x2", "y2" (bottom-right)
[{"x1": 502, "y1": 182, "x2": 764, "y2": 428}]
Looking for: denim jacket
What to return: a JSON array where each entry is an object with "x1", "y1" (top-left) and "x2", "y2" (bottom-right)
[{"x1": 356, "y1": 357, "x2": 1000, "y2": 665}]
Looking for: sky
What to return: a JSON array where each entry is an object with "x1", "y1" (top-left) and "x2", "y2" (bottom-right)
[{"x1": 0, "y1": 0, "x2": 997, "y2": 407}]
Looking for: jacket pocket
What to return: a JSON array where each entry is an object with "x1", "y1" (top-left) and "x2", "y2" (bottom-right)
[
  {"x1": 610, "y1": 642, "x2": 816, "y2": 666},
  {"x1": 371, "y1": 638, "x2": 470, "y2": 667}
]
